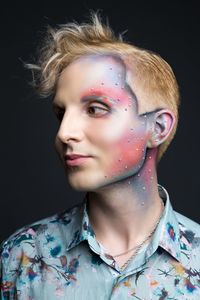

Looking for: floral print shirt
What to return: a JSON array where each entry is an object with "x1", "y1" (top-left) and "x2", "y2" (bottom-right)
[{"x1": 1, "y1": 185, "x2": 200, "y2": 300}]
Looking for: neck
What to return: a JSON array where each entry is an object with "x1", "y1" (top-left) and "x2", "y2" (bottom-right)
[{"x1": 86, "y1": 148, "x2": 163, "y2": 251}]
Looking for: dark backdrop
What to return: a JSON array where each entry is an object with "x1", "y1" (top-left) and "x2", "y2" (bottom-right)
[{"x1": 1, "y1": 0, "x2": 200, "y2": 243}]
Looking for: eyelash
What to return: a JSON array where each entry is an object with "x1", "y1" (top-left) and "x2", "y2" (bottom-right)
[
  {"x1": 87, "y1": 104, "x2": 109, "y2": 117},
  {"x1": 54, "y1": 102, "x2": 110, "y2": 121}
]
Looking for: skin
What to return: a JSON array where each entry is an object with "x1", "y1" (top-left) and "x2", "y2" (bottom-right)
[{"x1": 53, "y1": 54, "x2": 175, "y2": 267}]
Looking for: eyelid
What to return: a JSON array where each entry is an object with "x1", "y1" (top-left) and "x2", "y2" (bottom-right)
[
  {"x1": 88, "y1": 105, "x2": 110, "y2": 118},
  {"x1": 87, "y1": 99, "x2": 111, "y2": 109}
]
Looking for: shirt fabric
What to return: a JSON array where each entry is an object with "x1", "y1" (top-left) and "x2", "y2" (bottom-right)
[{"x1": 1, "y1": 185, "x2": 200, "y2": 300}]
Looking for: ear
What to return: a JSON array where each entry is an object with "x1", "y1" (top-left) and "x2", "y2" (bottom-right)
[{"x1": 147, "y1": 109, "x2": 176, "y2": 148}]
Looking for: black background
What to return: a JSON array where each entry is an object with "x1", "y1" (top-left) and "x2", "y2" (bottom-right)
[{"x1": 1, "y1": 0, "x2": 200, "y2": 243}]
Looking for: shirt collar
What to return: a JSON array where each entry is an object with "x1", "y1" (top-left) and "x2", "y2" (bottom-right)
[
  {"x1": 65, "y1": 197, "x2": 95, "y2": 252},
  {"x1": 147, "y1": 184, "x2": 182, "y2": 263},
  {"x1": 66, "y1": 185, "x2": 183, "y2": 265}
]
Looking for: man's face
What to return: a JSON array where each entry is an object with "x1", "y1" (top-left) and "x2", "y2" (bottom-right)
[{"x1": 53, "y1": 55, "x2": 152, "y2": 191}]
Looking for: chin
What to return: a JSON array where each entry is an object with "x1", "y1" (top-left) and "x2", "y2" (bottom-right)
[
  {"x1": 67, "y1": 175, "x2": 96, "y2": 192},
  {"x1": 67, "y1": 181, "x2": 100, "y2": 192},
  {"x1": 66, "y1": 172, "x2": 110, "y2": 192}
]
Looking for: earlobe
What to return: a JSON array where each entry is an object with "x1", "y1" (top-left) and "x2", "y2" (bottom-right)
[{"x1": 147, "y1": 109, "x2": 176, "y2": 148}]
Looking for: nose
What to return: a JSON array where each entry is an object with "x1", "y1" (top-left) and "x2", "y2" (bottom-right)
[{"x1": 56, "y1": 110, "x2": 84, "y2": 144}]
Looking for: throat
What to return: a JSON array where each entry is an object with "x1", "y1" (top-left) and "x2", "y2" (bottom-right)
[{"x1": 92, "y1": 196, "x2": 164, "y2": 270}]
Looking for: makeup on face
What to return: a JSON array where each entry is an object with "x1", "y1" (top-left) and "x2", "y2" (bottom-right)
[
  {"x1": 53, "y1": 54, "x2": 154, "y2": 191},
  {"x1": 81, "y1": 87, "x2": 136, "y2": 108}
]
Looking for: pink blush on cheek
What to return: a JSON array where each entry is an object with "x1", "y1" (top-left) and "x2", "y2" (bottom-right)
[{"x1": 105, "y1": 130, "x2": 148, "y2": 178}]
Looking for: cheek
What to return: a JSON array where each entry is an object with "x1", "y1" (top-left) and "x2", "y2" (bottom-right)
[{"x1": 106, "y1": 126, "x2": 148, "y2": 177}]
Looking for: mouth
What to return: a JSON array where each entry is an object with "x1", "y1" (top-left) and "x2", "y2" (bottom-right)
[{"x1": 64, "y1": 154, "x2": 92, "y2": 167}]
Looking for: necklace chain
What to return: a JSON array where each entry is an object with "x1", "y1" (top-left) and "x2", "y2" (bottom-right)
[{"x1": 101, "y1": 200, "x2": 165, "y2": 271}]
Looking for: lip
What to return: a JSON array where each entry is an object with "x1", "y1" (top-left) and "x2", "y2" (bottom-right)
[
  {"x1": 65, "y1": 154, "x2": 90, "y2": 160},
  {"x1": 64, "y1": 154, "x2": 92, "y2": 166}
]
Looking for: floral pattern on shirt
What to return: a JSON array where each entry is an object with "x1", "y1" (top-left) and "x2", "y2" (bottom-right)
[{"x1": 1, "y1": 185, "x2": 200, "y2": 299}]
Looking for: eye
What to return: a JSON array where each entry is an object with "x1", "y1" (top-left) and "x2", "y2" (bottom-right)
[{"x1": 87, "y1": 102, "x2": 110, "y2": 117}]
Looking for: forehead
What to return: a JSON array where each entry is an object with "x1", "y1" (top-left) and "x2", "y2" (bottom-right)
[
  {"x1": 57, "y1": 54, "x2": 127, "y2": 88},
  {"x1": 67, "y1": 53, "x2": 126, "y2": 74},
  {"x1": 55, "y1": 54, "x2": 138, "y2": 103}
]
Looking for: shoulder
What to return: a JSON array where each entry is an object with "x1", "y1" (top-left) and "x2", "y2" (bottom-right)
[
  {"x1": 174, "y1": 210, "x2": 200, "y2": 267},
  {"x1": 0, "y1": 202, "x2": 83, "y2": 253},
  {"x1": 0, "y1": 203, "x2": 83, "y2": 282},
  {"x1": 175, "y1": 210, "x2": 200, "y2": 237}
]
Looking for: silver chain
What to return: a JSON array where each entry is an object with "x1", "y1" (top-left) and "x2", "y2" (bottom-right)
[{"x1": 102, "y1": 200, "x2": 165, "y2": 270}]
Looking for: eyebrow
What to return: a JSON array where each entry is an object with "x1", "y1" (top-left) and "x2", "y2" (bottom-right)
[
  {"x1": 81, "y1": 93, "x2": 117, "y2": 106},
  {"x1": 81, "y1": 87, "x2": 138, "y2": 105},
  {"x1": 81, "y1": 89, "x2": 111, "y2": 99}
]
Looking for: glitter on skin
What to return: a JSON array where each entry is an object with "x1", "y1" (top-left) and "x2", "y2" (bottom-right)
[{"x1": 53, "y1": 54, "x2": 161, "y2": 202}]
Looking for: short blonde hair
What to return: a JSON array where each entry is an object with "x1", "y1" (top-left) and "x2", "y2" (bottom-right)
[{"x1": 27, "y1": 13, "x2": 180, "y2": 162}]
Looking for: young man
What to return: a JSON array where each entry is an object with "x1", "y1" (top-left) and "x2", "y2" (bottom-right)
[{"x1": 1, "y1": 14, "x2": 200, "y2": 299}]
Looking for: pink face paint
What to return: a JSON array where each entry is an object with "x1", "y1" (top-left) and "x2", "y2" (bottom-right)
[
  {"x1": 54, "y1": 54, "x2": 156, "y2": 193},
  {"x1": 104, "y1": 123, "x2": 149, "y2": 179},
  {"x1": 81, "y1": 86, "x2": 136, "y2": 108}
]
